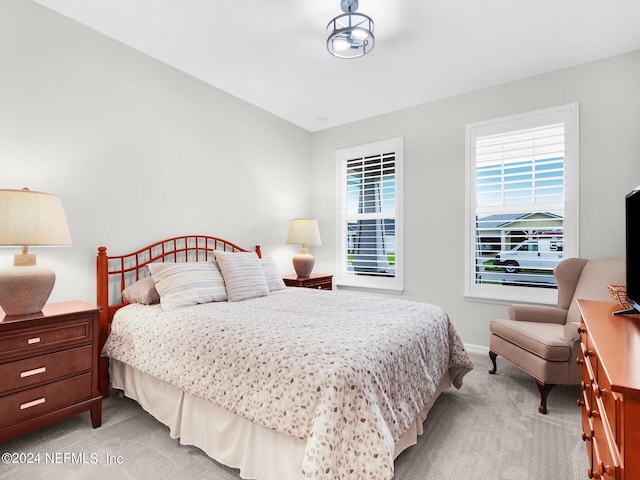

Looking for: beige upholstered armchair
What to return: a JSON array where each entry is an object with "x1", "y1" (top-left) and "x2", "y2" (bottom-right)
[{"x1": 488, "y1": 257, "x2": 625, "y2": 414}]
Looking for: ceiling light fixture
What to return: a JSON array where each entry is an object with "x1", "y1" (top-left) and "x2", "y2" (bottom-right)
[{"x1": 326, "y1": 0, "x2": 375, "y2": 59}]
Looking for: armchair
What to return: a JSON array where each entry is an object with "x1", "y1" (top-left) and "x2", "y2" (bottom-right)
[{"x1": 488, "y1": 257, "x2": 625, "y2": 413}]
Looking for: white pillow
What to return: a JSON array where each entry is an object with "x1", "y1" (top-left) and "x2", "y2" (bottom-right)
[
  {"x1": 260, "y1": 257, "x2": 286, "y2": 292},
  {"x1": 147, "y1": 261, "x2": 227, "y2": 310},
  {"x1": 122, "y1": 276, "x2": 160, "y2": 305},
  {"x1": 215, "y1": 251, "x2": 269, "y2": 302}
]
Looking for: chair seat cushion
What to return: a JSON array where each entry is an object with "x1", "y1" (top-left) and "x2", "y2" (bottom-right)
[{"x1": 489, "y1": 319, "x2": 571, "y2": 361}]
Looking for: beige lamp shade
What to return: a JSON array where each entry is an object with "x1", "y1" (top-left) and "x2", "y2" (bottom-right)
[
  {"x1": 0, "y1": 189, "x2": 72, "y2": 247},
  {"x1": 0, "y1": 188, "x2": 72, "y2": 315},
  {"x1": 286, "y1": 218, "x2": 321, "y2": 278}
]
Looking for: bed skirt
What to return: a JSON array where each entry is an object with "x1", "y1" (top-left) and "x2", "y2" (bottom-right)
[{"x1": 110, "y1": 359, "x2": 452, "y2": 480}]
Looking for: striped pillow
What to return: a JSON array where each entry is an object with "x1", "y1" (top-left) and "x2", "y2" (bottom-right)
[
  {"x1": 215, "y1": 251, "x2": 269, "y2": 302},
  {"x1": 147, "y1": 261, "x2": 227, "y2": 310},
  {"x1": 260, "y1": 257, "x2": 286, "y2": 292}
]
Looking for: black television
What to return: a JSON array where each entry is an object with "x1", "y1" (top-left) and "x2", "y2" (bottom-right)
[{"x1": 619, "y1": 186, "x2": 640, "y2": 315}]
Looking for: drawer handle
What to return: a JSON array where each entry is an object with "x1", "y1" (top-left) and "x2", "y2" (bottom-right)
[
  {"x1": 581, "y1": 431, "x2": 592, "y2": 442},
  {"x1": 576, "y1": 357, "x2": 585, "y2": 366},
  {"x1": 28, "y1": 337, "x2": 41, "y2": 345},
  {"x1": 594, "y1": 386, "x2": 607, "y2": 399},
  {"x1": 578, "y1": 326, "x2": 586, "y2": 334},
  {"x1": 20, "y1": 397, "x2": 45, "y2": 410},
  {"x1": 20, "y1": 367, "x2": 46, "y2": 378}
]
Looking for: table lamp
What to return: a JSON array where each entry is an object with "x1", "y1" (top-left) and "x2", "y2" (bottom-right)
[
  {"x1": 0, "y1": 188, "x2": 72, "y2": 315},
  {"x1": 286, "y1": 218, "x2": 322, "y2": 278}
]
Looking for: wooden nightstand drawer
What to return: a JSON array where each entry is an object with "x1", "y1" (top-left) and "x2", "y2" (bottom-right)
[
  {"x1": 0, "y1": 373, "x2": 92, "y2": 428},
  {"x1": 0, "y1": 317, "x2": 92, "y2": 362},
  {"x1": 282, "y1": 274, "x2": 333, "y2": 290},
  {"x1": 0, "y1": 345, "x2": 93, "y2": 395},
  {"x1": 303, "y1": 278, "x2": 332, "y2": 290}
]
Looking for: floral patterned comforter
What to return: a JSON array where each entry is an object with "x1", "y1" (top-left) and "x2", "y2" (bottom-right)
[{"x1": 103, "y1": 287, "x2": 473, "y2": 479}]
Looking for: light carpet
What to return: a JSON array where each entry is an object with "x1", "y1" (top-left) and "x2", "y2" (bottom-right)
[{"x1": 0, "y1": 353, "x2": 586, "y2": 479}]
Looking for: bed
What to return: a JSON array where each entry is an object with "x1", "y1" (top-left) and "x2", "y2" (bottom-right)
[{"x1": 97, "y1": 235, "x2": 473, "y2": 480}]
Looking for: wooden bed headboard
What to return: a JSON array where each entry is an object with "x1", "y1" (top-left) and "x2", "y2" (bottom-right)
[{"x1": 96, "y1": 235, "x2": 261, "y2": 397}]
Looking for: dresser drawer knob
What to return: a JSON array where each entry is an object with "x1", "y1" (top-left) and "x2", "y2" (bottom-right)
[
  {"x1": 581, "y1": 431, "x2": 592, "y2": 442},
  {"x1": 577, "y1": 398, "x2": 585, "y2": 407},
  {"x1": 576, "y1": 357, "x2": 585, "y2": 366},
  {"x1": 594, "y1": 386, "x2": 607, "y2": 399},
  {"x1": 578, "y1": 326, "x2": 586, "y2": 334},
  {"x1": 20, "y1": 397, "x2": 46, "y2": 410},
  {"x1": 27, "y1": 337, "x2": 41, "y2": 345},
  {"x1": 588, "y1": 409, "x2": 599, "y2": 419},
  {"x1": 20, "y1": 367, "x2": 46, "y2": 378}
]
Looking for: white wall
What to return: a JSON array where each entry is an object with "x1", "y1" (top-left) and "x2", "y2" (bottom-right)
[
  {"x1": 310, "y1": 50, "x2": 640, "y2": 348},
  {"x1": 0, "y1": 1, "x2": 312, "y2": 304}
]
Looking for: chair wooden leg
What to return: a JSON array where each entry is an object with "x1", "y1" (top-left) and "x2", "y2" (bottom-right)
[
  {"x1": 488, "y1": 350, "x2": 498, "y2": 374},
  {"x1": 535, "y1": 380, "x2": 556, "y2": 414}
]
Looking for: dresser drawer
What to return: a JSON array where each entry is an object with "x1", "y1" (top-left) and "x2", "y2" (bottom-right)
[
  {"x1": 582, "y1": 343, "x2": 598, "y2": 383},
  {"x1": 0, "y1": 318, "x2": 92, "y2": 362},
  {"x1": 595, "y1": 362, "x2": 621, "y2": 445},
  {"x1": 580, "y1": 351, "x2": 593, "y2": 409},
  {"x1": 591, "y1": 399, "x2": 620, "y2": 479},
  {"x1": 0, "y1": 373, "x2": 92, "y2": 428},
  {"x1": 581, "y1": 416, "x2": 594, "y2": 473},
  {"x1": 0, "y1": 345, "x2": 93, "y2": 395}
]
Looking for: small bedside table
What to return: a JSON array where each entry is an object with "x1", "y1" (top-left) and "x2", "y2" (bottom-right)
[
  {"x1": 0, "y1": 301, "x2": 103, "y2": 442},
  {"x1": 282, "y1": 274, "x2": 333, "y2": 290}
]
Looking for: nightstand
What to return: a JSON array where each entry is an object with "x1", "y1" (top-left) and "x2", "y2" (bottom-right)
[
  {"x1": 282, "y1": 274, "x2": 333, "y2": 290},
  {"x1": 0, "y1": 301, "x2": 103, "y2": 442}
]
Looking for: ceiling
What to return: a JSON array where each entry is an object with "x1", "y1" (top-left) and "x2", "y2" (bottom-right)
[{"x1": 35, "y1": 0, "x2": 640, "y2": 132}]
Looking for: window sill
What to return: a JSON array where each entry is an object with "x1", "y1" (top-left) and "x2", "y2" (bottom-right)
[
  {"x1": 463, "y1": 290, "x2": 556, "y2": 307},
  {"x1": 336, "y1": 284, "x2": 404, "y2": 295}
]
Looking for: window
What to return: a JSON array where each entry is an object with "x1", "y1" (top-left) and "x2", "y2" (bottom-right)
[
  {"x1": 336, "y1": 137, "x2": 404, "y2": 293},
  {"x1": 465, "y1": 104, "x2": 579, "y2": 304}
]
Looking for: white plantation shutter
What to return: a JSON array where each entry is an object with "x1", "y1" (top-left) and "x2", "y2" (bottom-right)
[
  {"x1": 475, "y1": 124, "x2": 565, "y2": 209},
  {"x1": 465, "y1": 105, "x2": 579, "y2": 304},
  {"x1": 336, "y1": 138, "x2": 404, "y2": 292}
]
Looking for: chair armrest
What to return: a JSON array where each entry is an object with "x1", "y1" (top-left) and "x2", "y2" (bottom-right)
[
  {"x1": 508, "y1": 304, "x2": 568, "y2": 324},
  {"x1": 563, "y1": 322, "x2": 581, "y2": 345}
]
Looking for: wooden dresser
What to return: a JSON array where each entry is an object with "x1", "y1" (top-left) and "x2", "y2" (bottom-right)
[
  {"x1": 0, "y1": 301, "x2": 103, "y2": 441},
  {"x1": 282, "y1": 273, "x2": 333, "y2": 290},
  {"x1": 576, "y1": 300, "x2": 640, "y2": 480}
]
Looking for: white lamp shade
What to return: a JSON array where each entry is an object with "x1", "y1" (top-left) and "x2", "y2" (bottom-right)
[
  {"x1": 286, "y1": 219, "x2": 322, "y2": 246},
  {"x1": 0, "y1": 189, "x2": 72, "y2": 246}
]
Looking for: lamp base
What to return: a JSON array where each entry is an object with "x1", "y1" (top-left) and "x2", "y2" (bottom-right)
[
  {"x1": 0, "y1": 265, "x2": 56, "y2": 315},
  {"x1": 292, "y1": 253, "x2": 315, "y2": 279}
]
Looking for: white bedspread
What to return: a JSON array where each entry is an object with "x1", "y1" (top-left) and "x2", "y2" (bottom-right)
[{"x1": 103, "y1": 288, "x2": 473, "y2": 479}]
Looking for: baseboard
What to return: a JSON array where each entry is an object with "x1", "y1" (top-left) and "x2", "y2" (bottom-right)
[{"x1": 463, "y1": 343, "x2": 489, "y2": 355}]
